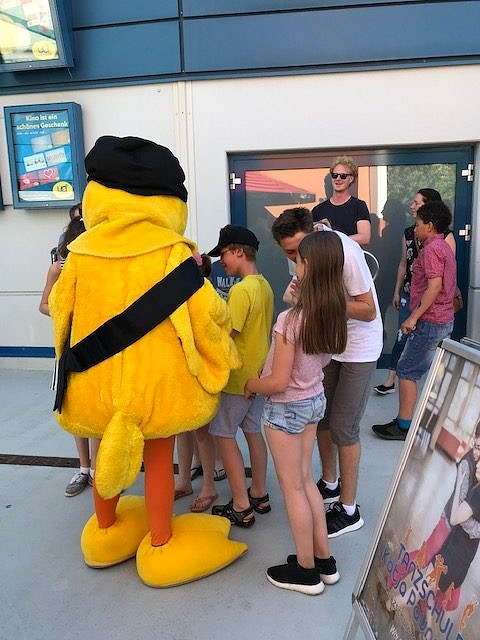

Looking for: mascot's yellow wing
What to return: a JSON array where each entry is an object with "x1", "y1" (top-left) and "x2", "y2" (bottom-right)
[{"x1": 166, "y1": 244, "x2": 241, "y2": 394}]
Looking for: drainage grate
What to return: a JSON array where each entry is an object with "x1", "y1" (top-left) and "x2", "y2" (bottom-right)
[
  {"x1": 0, "y1": 454, "x2": 252, "y2": 477},
  {"x1": 0, "y1": 454, "x2": 80, "y2": 468}
]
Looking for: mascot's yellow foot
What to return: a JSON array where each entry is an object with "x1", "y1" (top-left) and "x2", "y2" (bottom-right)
[
  {"x1": 81, "y1": 495, "x2": 149, "y2": 568},
  {"x1": 136, "y1": 513, "x2": 248, "y2": 587}
]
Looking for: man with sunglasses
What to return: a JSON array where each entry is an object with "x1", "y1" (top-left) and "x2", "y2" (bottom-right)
[{"x1": 312, "y1": 156, "x2": 371, "y2": 246}]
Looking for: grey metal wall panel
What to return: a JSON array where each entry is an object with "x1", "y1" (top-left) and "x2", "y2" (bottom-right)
[
  {"x1": 0, "y1": 22, "x2": 180, "y2": 90},
  {"x1": 71, "y1": 0, "x2": 178, "y2": 28},
  {"x1": 183, "y1": 2, "x2": 480, "y2": 71},
  {"x1": 71, "y1": 22, "x2": 181, "y2": 79},
  {"x1": 1, "y1": 1, "x2": 479, "y2": 93},
  {"x1": 183, "y1": 0, "x2": 422, "y2": 17}
]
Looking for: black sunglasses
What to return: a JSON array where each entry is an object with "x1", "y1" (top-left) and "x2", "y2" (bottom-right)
[{"x1": 331, "y1": 172, "x2": 352, "y2": 180}]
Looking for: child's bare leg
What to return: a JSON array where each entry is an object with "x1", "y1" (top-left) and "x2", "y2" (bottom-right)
[
  {"x1": 382, "y1": 370, "x2": 397, "y2": 387},
  {"x1": 244, "y1": 430, "x2": 268, "y2": 500},
  {"x1": 316, "y1": 428, "x2": 338, "y2": 484},
  {"x1": 213, "y1": 438, "x2": 226, "y2": 477},
  {"x1": 302, "y1": 425, "x2": 329, "y2": 559},
  {"x1": 191, "y1": 436, "x2": 201, "y2": 470},
  {"x1": 215, "y1": 435, "x2": 249, "y2": 511},
  {"x1": 89, "y1": 438, "x2": 100, "y2": 477},
  {"x1": 398, "y1": 378, "x2": 418, "y2": 421},
  {"x1": 195, "y1": 426, "x2": 216, "y2": 498},
  {"x1": 266, "y1": 426, "x2": 315, "y2": 568},
  {"x1": 75, "y1": 436, "x2": 90, "y2": 469},
  {"x1": 174, "y1": 432, "x2": 193, "y2": 494}
]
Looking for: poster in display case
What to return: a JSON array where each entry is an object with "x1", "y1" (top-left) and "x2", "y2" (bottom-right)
[
  {"x1": 0, "y1": 0, "x2": 73, "y2": 71},
  {"x1": 4, "y1": 102, "x2": 86, "y2": 209},
  {"x1": 344, "y1": 338, "x2": 480, "y2": 640}
]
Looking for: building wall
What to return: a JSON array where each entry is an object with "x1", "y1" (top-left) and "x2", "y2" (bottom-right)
[
  {"x1": 1, "y1": 1, "x2": 479, "y2": 93},
  {"x1": 1, "y1": 64, "x2": 480, "y2": 365}
]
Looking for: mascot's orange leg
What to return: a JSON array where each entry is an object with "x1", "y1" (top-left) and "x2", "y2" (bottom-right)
[
  {"x1": 136, "y1": 434, "x2": 248, "y2": 586},
  {"x1": 93, "y1": 485, "x2": 120, "y2": 528},
  {"x1": 143, "y1": 436, "x2": 175, "y2": 546},
  {"x1": 82, "y1": 479, "x2": 149, "y2": 568}
]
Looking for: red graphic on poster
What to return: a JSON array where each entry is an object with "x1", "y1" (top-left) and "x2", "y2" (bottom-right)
[
  {"x1": 18, "y1": 172, "x2": 40, "y2": 188},
  {"x1": 38, "y1": 166, "x2": 59, "y2": 185}
]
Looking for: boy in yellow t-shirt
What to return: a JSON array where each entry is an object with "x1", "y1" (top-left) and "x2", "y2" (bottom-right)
[{"x1": 208, "y1": 225, "x2": 274, "y2": 528}]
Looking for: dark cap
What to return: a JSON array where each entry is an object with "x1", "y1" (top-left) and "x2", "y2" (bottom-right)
[
  {"x1": 85, "y1": 136, "x2": 188, "y2": 201},
  {"x1": 208, "y1": 224, "x2": 259, "y2": 256}
]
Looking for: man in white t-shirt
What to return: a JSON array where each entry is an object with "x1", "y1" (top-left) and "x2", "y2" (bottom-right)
[{"x1": 271, "y1": 207, "x2": 383, "y2": 537}]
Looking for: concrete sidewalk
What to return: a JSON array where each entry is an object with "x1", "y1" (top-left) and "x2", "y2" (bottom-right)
[{"x1": 0, "y1": 367, "x2": 404, "y2": 640}]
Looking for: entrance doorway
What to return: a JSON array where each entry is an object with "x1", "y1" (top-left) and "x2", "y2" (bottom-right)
[{"x1": 229, "y1": 146, "x2": 473, "y2": 366}]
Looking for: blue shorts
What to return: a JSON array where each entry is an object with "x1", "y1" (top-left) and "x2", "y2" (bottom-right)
[
  {"x1": 209, "y1": 392, "x2": 264, "y2": 438},
  {"x1": 262, "y1": 393, "x2": 326, "y2": 435},
  {"x1": 396, "y1": 319, "x2": 453, "y2": 381}
]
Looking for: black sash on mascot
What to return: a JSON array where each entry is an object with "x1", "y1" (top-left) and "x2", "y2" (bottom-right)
[{"x1": 54, "y1": 256, "x2": 203, "y2": 412}]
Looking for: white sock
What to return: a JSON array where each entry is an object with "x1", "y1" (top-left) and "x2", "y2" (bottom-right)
[
  {"x1": 342, "y1": 502, "x2": 356, "y2": 516},
  {"x1": 80, "y1": 466, "x2": 90, "y2": 475},
  {"x1": 89, "y1": 469, "x2": 95, "y2": 479},
  {"x1": 324, "y1": 479, "x2": 339, "y2": 491}
]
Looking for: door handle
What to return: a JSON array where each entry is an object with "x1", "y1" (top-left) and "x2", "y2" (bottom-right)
[{"x1": 458, "y1": 224, "x2": 471, "y2": 241}]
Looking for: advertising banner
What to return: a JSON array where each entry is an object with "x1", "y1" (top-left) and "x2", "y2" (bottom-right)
[
  {"x1": 347, "y1": 340, "x2": 480, "y2": 640},
  {"x1": 4, "y1": 102, "x2": 85, "y2": 208}
]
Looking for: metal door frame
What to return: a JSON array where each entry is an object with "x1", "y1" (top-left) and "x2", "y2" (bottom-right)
[{"x1": 229, "y1": 145, "x2": 474, "y2": 343}]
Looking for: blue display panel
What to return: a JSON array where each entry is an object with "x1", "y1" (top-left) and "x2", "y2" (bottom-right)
[
  {"x1": 4, "y1": 102, "x2": 86, "y2": 209},
  {"x1": 0, "y1": 0, "x2": 73, "y2": 71}
]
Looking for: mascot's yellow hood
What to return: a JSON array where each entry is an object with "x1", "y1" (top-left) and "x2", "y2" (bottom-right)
[
  {"x1": 50, "y1": 181, "x2": 240, "y2": 498},
  {"x1": 69, "y1": 181, "x2": 194, "y2": 257}
]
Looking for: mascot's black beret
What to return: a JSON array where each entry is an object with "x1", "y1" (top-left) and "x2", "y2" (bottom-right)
[{"x1": 85, "y1": 136, "x2": 188, "y2": 202}]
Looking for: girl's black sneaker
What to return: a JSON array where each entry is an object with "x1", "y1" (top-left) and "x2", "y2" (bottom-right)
[
  {"x1": 266, "y1": 560, "x2": 324, "y2": 595},
  {"x1": 286, "y1": 554, "x2": 340, "y2": 585},
  {"x1": 374, "y1": 383, "x2": 395, "y2": 395}
]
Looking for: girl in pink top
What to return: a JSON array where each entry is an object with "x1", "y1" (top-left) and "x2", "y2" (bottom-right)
[{"x1": 245, "y1": 232, "x2": 347, "y2": 595}]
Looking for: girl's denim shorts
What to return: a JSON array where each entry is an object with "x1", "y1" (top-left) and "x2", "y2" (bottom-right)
[{"x1": 262, "y1": 393, "x2": 326, "y2": 435}]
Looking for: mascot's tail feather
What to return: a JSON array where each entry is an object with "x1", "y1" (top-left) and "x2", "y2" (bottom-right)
[{"x1": 95, "y1": 411, "x2": 144, "y2": 499}]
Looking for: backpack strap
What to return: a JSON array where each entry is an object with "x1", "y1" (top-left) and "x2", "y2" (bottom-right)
[{"x1": 54, "y1": 256, "x2": 203, "y2": 412}]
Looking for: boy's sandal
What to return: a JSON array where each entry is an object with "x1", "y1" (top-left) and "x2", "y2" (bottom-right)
[
  {"x1": 211, "y1": 501, "x2": 255, "y2": 528},
  {"x1": 248, "y1": 487, "x2": 271, "y2": 514},
  {"x1": 190, "y1": 494, "x2": 218, "y2": 513},
  {"x1": 190, "y1": 465, "x2": 203, "y2": 481},
  {"x1": 174, "y1": 488, "x2": 193, "y2": 500},
  {"x1": 213, "y1": 467, "x2": 227, "y2": 482}
]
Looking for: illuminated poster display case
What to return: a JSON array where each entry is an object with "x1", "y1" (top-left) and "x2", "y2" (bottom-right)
[
  {"x1": 4, "y1": 102, "x2": 86, "y2": 209},
  {"x1": 0, "y1": 0, "x2": 73, "y2": 72}
]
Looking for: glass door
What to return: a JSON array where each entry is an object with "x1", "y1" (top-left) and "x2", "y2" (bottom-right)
[{"x1": 229, "y1": 147, "x2": 473, "y2": 366}]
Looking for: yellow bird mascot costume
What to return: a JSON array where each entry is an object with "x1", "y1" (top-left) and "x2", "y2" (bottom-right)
[{"x1": 49, "y1": 136, "x2": 246, "y2": 587}]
